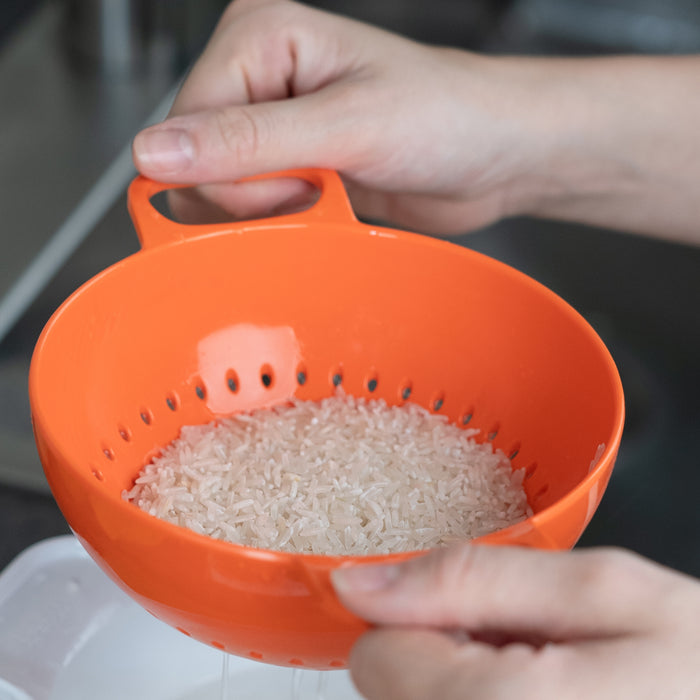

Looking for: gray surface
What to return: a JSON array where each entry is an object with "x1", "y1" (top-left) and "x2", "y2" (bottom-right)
[
  {"x1": 0, "y1": 2, "x2": 177, "y2": 341},
  {"x1": 0, "y1": 1, "x2": 179, "y2": 490},
  {"x1": 0, "y1": 194, "x2": 140, "y2": 493},
  {"x1": 504, "y1": 0, "x2": 700, "y2": 53}
]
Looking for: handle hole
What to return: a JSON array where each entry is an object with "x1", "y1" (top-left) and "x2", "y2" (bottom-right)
[{"x1": 148, "y1": 178, "x2": 319, "y2": 225}]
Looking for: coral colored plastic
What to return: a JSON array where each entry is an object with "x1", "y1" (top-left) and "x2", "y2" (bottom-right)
[{"x1": 29, "y1": 169, "x2": 624, "y2": 670}]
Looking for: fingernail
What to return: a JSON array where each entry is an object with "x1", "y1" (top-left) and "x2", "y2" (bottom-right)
[
  {"x1": 133, "y1": 128, "x2": 194, "y2": 172},
  {"x1": 331, "y1": 563, "x2": 401, "y2": 594}
]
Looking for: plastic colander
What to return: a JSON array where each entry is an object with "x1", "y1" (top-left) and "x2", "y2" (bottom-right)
[{"x1": 29, "y1": 168, "x2": 624, "y2": 670}]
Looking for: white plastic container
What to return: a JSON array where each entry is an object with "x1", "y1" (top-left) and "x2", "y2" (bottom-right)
[{"x1": 0, "y1": 536, "x2": 361, "y2": 700}]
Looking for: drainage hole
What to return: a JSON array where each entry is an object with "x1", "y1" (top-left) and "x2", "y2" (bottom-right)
[
  {"x1": 534, "y1": 484, "x2": 549, "y2": 501},
  {"x1": 226, "y1": 370, "x2": 239, "y2": 393},
  {"x1": 260, "y1": 363, "x2": 274, "y2": 388}
]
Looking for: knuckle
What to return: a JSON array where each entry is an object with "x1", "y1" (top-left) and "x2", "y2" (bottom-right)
[
  {"x1": 212, "y1": 106, "x2": 265, "y2": 166},
  {"x1": 569, "y1": 548, "x2": 623, "y2": 598},
  {"x1": 429, "y1": 542, "x2": 481, "y2": 594}
]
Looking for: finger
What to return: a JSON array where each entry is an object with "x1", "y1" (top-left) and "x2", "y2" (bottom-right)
[
  {"x1": 332, "y1": 544, "x2": 665, "y2": 642},
  {"x1": 165, "y1": 177, "x2": 318, "y2": 223},
  {"x1": 132, "y1": 88, "x2": 357, "y2": 182},
  {"x1": 169, "y1": 0, "x2": 300, "y2": 116},
  {"x1": 344, "y1": 180, "x2": 503, "y2": 234},
  {"x1": 350, "y1": 629, "x2": 477, "y2": 700},
  {"x1": 349, "y1": 627, "x2": 571, "y2": 700},
  {"x1": 169, "y1": 0, "x2": 362, "y2": 117}
]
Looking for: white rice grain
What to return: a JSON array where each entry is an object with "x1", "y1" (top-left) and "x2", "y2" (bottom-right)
[{"x1": 124, "y1": 395, "x2": 532, "y2": 555}]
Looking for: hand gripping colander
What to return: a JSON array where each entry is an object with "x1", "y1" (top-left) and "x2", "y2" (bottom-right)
[{"x1": 29, "y1": 168, "x2": 624, "y2": 670}]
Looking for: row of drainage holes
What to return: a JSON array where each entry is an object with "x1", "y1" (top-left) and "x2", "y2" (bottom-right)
[
  {"x1": 158, "y1": 389, "x2": 462, "y2": 425},
  {"x1": 130, "y1": 370, "x2": 450, "y2": 418},
  {"x1": 104, "y1": 368, "x2": 525, "y2": 469}
]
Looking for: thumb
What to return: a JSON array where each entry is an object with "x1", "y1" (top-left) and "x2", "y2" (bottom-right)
[
  {"x1": 331, "y1": 544, "x2": 663, "y2": 643},
  {"x1": 132, "y1": 92, "x2": 350, "y2": 183}
]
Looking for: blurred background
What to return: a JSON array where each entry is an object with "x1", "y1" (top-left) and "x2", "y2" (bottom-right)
[{"x1": 0, "y1": 0, "x2": 698, "y2": 575}]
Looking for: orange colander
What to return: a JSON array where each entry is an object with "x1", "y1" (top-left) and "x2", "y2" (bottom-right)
[{"x1": 29, "y1": 168, "x2": 624, "y2": 670}]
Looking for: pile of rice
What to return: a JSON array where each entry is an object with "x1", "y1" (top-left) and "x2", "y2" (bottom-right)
[{"x1": 124, "y1": 395, "x2": 531, "y2": 555}]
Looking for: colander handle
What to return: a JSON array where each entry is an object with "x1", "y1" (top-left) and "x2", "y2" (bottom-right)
[{"x1": 127, "y1": 169, "x2": 358, "y2": 250}]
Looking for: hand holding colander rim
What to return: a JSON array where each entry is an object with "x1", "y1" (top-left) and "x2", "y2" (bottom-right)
[{"x1": 28, "y1": 168, "x2": 624, "y2": 669}]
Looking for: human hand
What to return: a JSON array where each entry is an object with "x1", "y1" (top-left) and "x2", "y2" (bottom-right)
[
  {"x1": 332, "y1": 544, "x2": 700, "y2": 699},
  {"x1": 133, "y1": 0, "x2": 700, "y2": 242},
  {"x1": 131, "y1": 0, "x2": 541, "y2": 232}
]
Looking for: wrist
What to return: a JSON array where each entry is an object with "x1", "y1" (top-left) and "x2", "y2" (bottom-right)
[
  {"x1": 484, "y1": 55, "x2": 700, "y2": 242},
  {"x1": 482, "y1": 56, "x2": 643, "y2": 219},
  {"x1": 430, "y1": 51, "x2": 636, "y2": 226}
]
